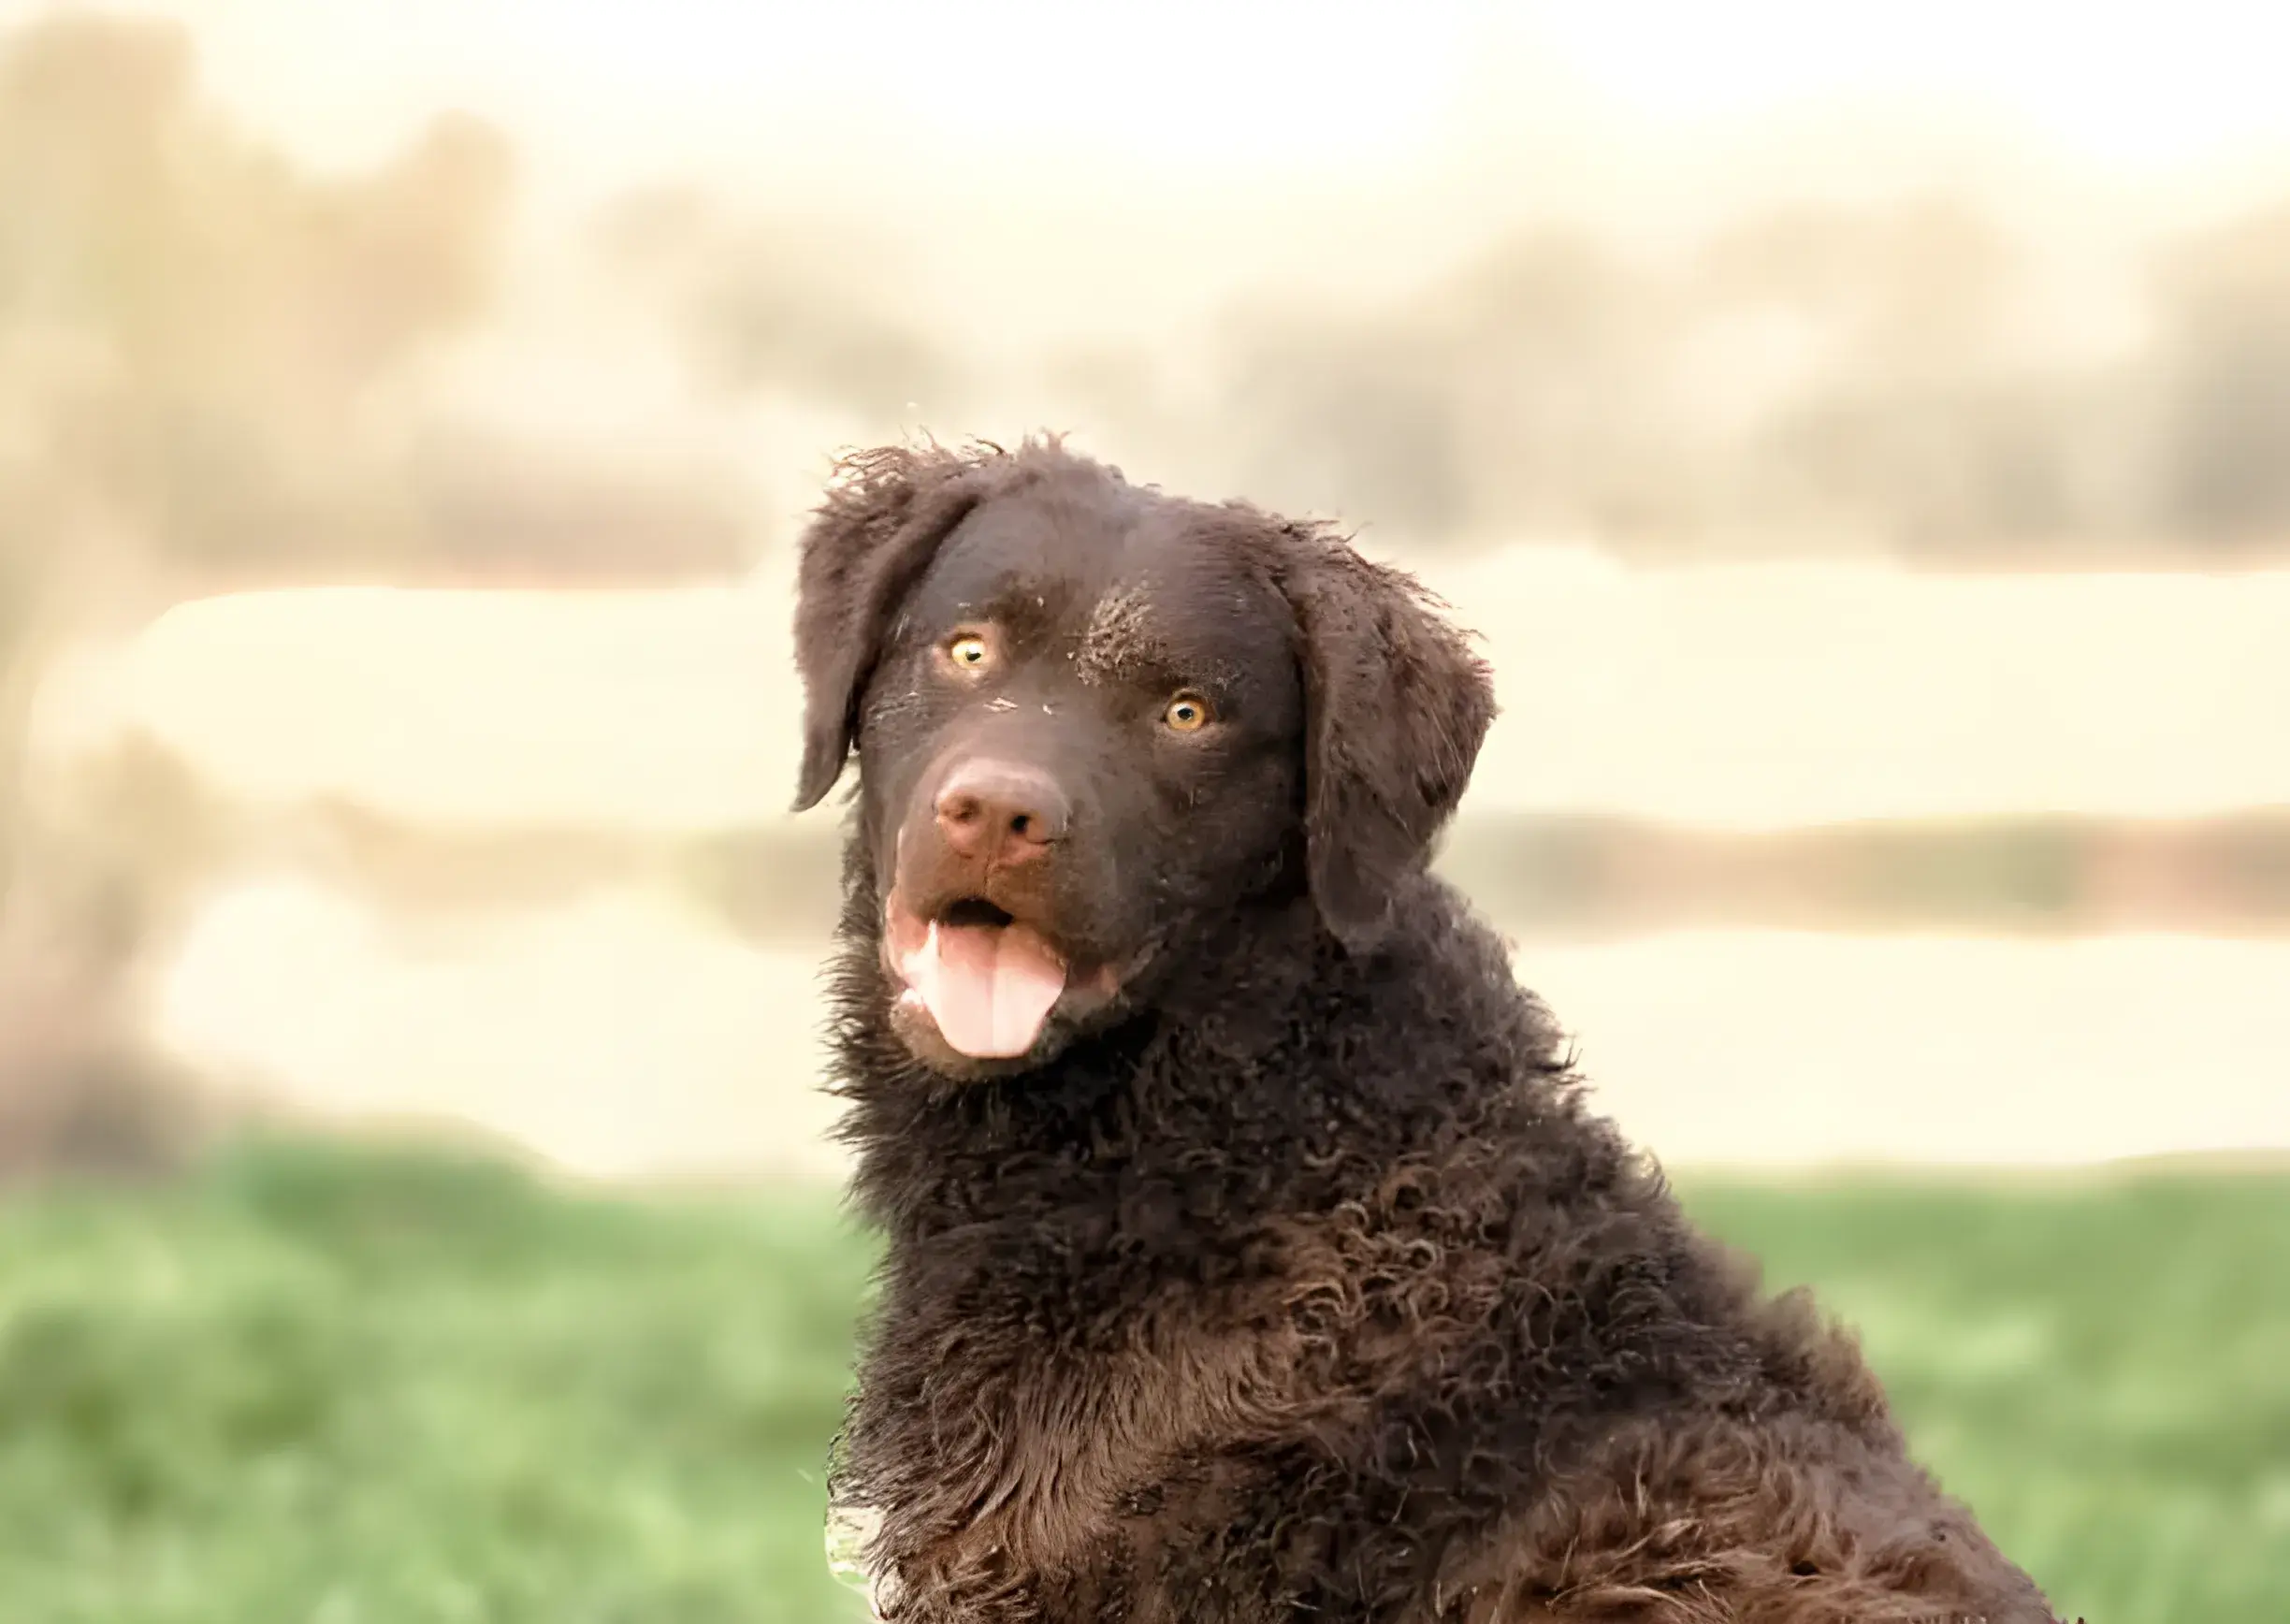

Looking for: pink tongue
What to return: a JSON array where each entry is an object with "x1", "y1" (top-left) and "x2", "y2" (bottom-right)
[{"x1": 907, "y1": 921, "x2": 1066, "y2": 1058}]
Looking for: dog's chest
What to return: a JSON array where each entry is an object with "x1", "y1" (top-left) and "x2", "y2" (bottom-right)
[{"x1": 847, "y1": 1280, "x2": 1308, "y2": 1622}]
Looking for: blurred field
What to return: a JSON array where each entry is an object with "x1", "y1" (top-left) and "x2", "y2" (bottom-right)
[
  {"x1": 0, "y1": 1142, "x2": 874, "y2": 1624},
  {"x1": 0, "y1": 1139, "x2": 2283, "y2": 1624}
]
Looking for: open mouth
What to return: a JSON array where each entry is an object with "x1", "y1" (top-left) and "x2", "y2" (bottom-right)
[
  {"x1": 938, "y1": 896, "x2": 1016, "y2": 931},
  {"x1": 885, "y1": 892, "x2": 1073, "y2": 1061}
]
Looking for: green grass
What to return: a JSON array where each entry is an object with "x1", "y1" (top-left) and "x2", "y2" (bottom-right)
[
  {"x1": 1690, "y1": 1172, "x2": 2290, "y2": 1620},
  {"x1": 0, "y1": 1142, "x2": 2283, "y2": 1621},
  {"x1": 0, "y1": 1143, "x2": 876, "y2": 1624}
]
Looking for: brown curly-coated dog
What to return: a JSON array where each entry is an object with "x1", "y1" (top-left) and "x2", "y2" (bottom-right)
[{"x1": 791, "y1": 439, "x2": 2059, "y2": 1623}]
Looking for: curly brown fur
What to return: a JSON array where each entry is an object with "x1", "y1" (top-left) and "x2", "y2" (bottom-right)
[{"x1": 793, "y1": 440, "x2": 2056, "y2": 1623}]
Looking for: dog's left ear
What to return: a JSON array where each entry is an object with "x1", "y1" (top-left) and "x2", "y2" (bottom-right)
[
  {"x1": 790, "y1": 445, "x2": 995, "y2": 811},
  {"x1": 1274, "y1": 529, "x2": 1497, "y2": 951}
]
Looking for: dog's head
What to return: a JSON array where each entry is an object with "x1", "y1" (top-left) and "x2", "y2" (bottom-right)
[{"x1": 791, "y1": 441, "x2": 1495, "y2": 1077}]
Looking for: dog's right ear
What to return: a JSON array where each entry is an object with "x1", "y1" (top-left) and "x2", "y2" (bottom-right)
[{"x1": 790, "y1": 446, "x2": 993, "y2": 811}]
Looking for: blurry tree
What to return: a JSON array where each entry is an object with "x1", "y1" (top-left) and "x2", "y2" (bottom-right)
[
  {"x1": 1209, "y1": 228, "x2": 1685, "y2": 548},
  {"x1": 1698, "y1": 199, "x2": 2019, "y2": 383},
  {"x1": 398, "y1": 426, "x2": 752, "y2": 585},
  {"x1": 1213, "y1": 297, "x2": 1473, "y2": 540},
  {"x1": 2153, "y1": 201, "x2": 2290, "y2": 549},
  {"x1": 0, "y1": 13, "x2": 516, "y2": 1169},
  {"x1": 1706, "y1": 200, "x2": 2138, "y2": 558},
  {"x1": 1440, "y1": 228, "x2": 1691, "y2": 542},
  {"x1": 1123, "y1": 205, "x2": 2098, "y2": 557},
  {"x1": 591, "y1": 182, "x2": 966, "y2": 426},
  {"x1": 1179, "y1": 195, "x2": 2290, "y2": 562},
  {"x1": 0, "y1": 732, "x2": 222, "y2": 1176},
  {"x1": 0, "y1": 17, "x2": 511, "y2": 584}
]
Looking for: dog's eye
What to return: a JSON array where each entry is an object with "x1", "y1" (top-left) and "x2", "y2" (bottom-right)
[
  {"x1": 946, "y1": 634, "x2": 992, "y2": 672},
  {"x1": 1163, "y1": 693, "x2": 1212, "y2": 732}
]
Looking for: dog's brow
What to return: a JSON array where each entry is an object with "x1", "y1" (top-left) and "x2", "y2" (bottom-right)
[
  {"x1": 1076, "y1": 586, "x2": 1167, "y2": 685},
  {"x1": 931, "y1": 578, "x2": 1062, "y2": 640}
]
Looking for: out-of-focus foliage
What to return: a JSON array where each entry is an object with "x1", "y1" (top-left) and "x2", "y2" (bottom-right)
[
  {"x1": 0, "y1": 732, "x2": 226, "y2": 1179},
  {"x1": 0, "y1": 10, "x2": 519, "y2": 1005},
  {"x1": 1435, "y1": 810, "x2": 2290, "y2": 940},
  {"x1": 0, "y1": 1138, "x2": 2280, "y2": 1623},
  {"x1": 592, "y1": 184, "x2": 967, "y2": 423},
  {"x1": 660, "y1": 811, "x2": 2290, "y2": 951},
  {"x1": 2156, "y1": 202, "x2": 2290, "y2": 544},
  {"x1": 1054, "y1": 194, "x2": 2290, "y2": 559},
  {"x1": 0, "y1": 11, "x2": 758, "y2": 603},
  {"x1": 0, "y1": 14, "x2": 509, "y2": 576},
  {"x1": 6, "y1": 10, "x2": 2290, "y2": 616},
  {"x1": 0, "y1": 12, "x2": 762, "y2": 1173}
]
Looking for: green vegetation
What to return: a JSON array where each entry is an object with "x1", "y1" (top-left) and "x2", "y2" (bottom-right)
[
  {"x1": 1693, "y1": 1172, "x2": 2290, "y2": 1621},
  {"x1": 0, "y1": 1140, "x2": 2283, "y2": 1622},
  {"x1": 0, "y1": 1144, "x2": 874, "y2": 1624}
]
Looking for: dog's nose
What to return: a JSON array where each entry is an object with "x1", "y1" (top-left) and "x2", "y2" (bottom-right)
[{"x1": 935, "y1": 761, "x2": 1069, "y2": 865}]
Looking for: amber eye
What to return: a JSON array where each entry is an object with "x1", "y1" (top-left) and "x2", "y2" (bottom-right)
[
  {"x1": 1163, "y1": 693, "x2": 1212, "y2": 732},
  {"x1": 946, "y1": 633, "x2": 992, "y2": 672}
]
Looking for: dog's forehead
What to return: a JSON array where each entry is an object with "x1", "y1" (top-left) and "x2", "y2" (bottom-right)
[{"x1": 918, "y1": 488, "x2": 1274, "y2": 650}]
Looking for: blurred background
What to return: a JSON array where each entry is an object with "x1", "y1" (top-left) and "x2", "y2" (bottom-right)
[{"x1": 0, "y1": 3, "x2": 2284, "y2": 1619}]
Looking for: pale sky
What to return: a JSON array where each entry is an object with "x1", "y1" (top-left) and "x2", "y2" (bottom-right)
[{"x1": 20, "y1": 1, "x2": 2290, "y2": 215}]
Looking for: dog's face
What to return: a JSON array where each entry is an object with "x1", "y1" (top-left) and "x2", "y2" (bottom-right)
[
  {"x1": 791, "y1": 442, "x2": 1496, "y2": 1078},
  {"x1": 845, "y1": 481, "x2": 1311, "y2": 1071}
]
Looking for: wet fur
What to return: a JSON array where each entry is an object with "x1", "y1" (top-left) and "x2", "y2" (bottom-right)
[{"x1": 796, "y1": 441, "x2": 2056, "y2": 1622}]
